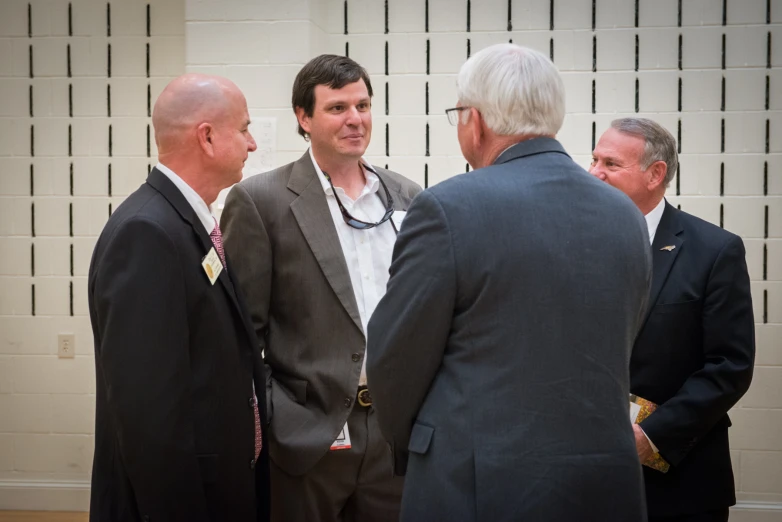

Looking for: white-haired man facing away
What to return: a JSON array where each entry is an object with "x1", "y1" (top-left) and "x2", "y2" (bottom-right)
[{"x1": 366, "y1": 43, "x2": 652, "y2": 522}]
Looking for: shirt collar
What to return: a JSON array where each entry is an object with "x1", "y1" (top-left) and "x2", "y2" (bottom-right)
[
  {"x1": 156, "y1": 162, "x2": 216, "y2": 234},
  {"x1": 309, "y1": 147, "x2": 379, "y2": 200},
  {"x1": 645, "y1": 197, "x2": 667, "y2": 245}
]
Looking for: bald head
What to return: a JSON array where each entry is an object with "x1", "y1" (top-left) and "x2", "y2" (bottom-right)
[{"x1": 152, "y1": 73, "x2": 243, "y2": 153}]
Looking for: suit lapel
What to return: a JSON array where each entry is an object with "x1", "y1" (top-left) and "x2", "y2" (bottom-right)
[
  {"x1": 288, "y1": 154, "x2": 364, "y2": 335},
  {"x1": 641, "y1": 202, "x2": 685, "y2": 328},
  {"x1": 146, "y1": 168, "x2": 258, "y2": 347}
]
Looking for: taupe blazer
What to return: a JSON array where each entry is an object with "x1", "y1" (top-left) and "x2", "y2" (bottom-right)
[{"x1": 221, "y1": 151, "x2": 422, "y2": 476}]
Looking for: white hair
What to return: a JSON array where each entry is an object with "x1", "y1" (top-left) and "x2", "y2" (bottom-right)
[{"x1": 456, "y1": 43, "x2": 566, "y2": 137}]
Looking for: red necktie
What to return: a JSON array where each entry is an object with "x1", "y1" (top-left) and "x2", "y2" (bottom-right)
[{"x1": 211, "y1": 218, "x2": 262, "y2": 460}]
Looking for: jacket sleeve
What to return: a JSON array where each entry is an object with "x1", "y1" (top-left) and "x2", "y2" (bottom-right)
[
  {"x1": 92, "y1": 218, "x2": 210, "y2": 520},
  {"x1": 366, "y1": 189, "x2": 456, "y2": 475},
  {"x1": 640, "y1": 235, "x2": 755, "y2": 466},
  {"x1": 221, "y1": 183, "x2": 275, "y2": 423}
]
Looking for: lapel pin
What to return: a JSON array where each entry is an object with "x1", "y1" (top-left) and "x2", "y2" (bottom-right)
[{"x1": 660, "y1": 245, "x2": 676, "y2": 252}]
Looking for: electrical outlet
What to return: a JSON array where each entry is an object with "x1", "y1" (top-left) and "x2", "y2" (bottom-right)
[{"x1": 58, "y1": 333, "x2": 75, "y2": 358}]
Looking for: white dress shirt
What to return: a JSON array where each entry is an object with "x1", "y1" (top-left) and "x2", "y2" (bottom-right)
[
  {"x1": 309, "y1": 148, "x2": 397, "y2": 386},
  {"x1": 638, "y1": 196, "x2": 667, "y2": 454},
  {"x1": 156, "y1": 162, "x2": 216, "y2": 234}
]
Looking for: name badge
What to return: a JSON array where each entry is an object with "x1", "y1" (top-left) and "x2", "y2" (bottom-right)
[
  {"x1": 330, "y1": 421, "x2": 352, "y2": 451},
  {"x1": 202, "y1": 247, "x2": 223, "y2": 285}
]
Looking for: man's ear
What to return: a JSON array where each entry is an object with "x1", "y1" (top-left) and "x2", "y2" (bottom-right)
[
  {"x1": 295, "y1": 107, "x2": 311, "y2": 136},
  {"x1": 646, "y1": 160, "x2": 668, "y2": 190},
  {"x1": 196, "y1": 122, "x2": 215, "y2": 157},
  {"x1": 470, "y1": 107, "x2": 485, "y2": 151}
]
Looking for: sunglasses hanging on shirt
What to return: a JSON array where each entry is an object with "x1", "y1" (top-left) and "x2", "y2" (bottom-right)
[{"x1": 322, "y1": 170, "x2": 395, "y2": 230}]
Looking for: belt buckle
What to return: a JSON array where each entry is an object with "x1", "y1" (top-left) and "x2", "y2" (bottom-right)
[{"x1": 357, "y1": 387, "x2": 372, "y2": 407}]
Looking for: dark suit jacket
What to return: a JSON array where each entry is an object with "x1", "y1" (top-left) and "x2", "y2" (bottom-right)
[
  {"x1": 220, "y1": 151, "x2": 421, "y2": 476},
  {"x1": 88, "y1": 168, "x2": 270, "y2": 522},
  {"x1": 367, "y1": 138, "x2": 652, "y2": 522},
  {"x1": 632, "y1": 202, "x2": 755, "y2": 518}
]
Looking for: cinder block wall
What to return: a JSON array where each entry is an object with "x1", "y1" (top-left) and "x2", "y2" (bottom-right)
[{"x1": 0, "y1": 0, "x2": 780, "y2": 516}]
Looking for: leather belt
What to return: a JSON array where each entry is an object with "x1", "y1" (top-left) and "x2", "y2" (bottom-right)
[{"x1": 357, "y1": 385, "x2": 372, "y2": 407}]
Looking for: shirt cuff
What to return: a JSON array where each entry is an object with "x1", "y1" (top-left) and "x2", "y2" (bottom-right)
[{"x1": 640, "y1": 427, "x2": 659, "y2": 454}]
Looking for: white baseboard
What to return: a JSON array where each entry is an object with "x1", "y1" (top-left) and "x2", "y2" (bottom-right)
[{"x1": 0, "y1": 479, "x2": 90, "y2": 511}]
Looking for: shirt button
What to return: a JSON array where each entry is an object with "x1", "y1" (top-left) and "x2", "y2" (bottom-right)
[
  {"x1": 344, "y1": 397, "x2": 352, "y2": 408},
  {"x1": 249, "y1": 459, "x2": 256, "y2": 469},
  {"x1": 352, "y1": 353, "x2": 361, "y2": 362}
]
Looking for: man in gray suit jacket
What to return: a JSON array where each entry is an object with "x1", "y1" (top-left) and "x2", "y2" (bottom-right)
[
  {"x1": 221, "y1": 55, "x2": 421, "y2": 522},
  {"x1": 367, "y1": 43, "x2": 652, "y2": 521}
]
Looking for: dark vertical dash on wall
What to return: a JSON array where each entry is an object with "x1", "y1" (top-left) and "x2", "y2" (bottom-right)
[
  {"x1": 68, "y1": 3, "x2": 73, "y2": 36},
  {"x1": 722, "y1": 0, "x2": 727, "y2": 25},
  {"x1": 147, "y1": 124, "x2": 151, "y2": 157},
  {"x1": 425, "y1": 123, "x2": 430, "y2": 156},
  {"x1": 591, "y1": 79, "x2": 596, "y2": 113},
  {"x1": 720, "y1": 118, "x2": 725, "y2": 153},
  {"x1": 424, "y1": 163, "x2": 429, "y2": 188},
  {"x1": 763, "y1": 290, "x2": 767, "y2": 324},
  {"x1": 29, "y1": 85, "x2": 33, "y2": 117},
  {"x1": 678, "y1": 77, "x2": 682, "y2": 111},
  {"x1": 67, "y1": 44, "x2": 71, "y2": 77},
  {"x1": 109, "y1": 203, "x2": 112, "y2": 217},
  {"x1": 767, "y1": 0, "x2": 771, "y2": 23},
  {"x1": 29, "y1": 164, "x2": 34, "y2": 196},
  {"x1": 28, "y1": 3, "x2": 32, "y2": 37},
  {"x1": 678, "y1": 33, "x2": 683, "y2": 70},
  {"x1": 146, "y1": 3, "x2": 151, "y2": 37},
  {"x1": 69, "y1": 203, "x2": 73, "y2": 237},
  {"x1": 107, "y1": 2, "x2": 111, "y2": 37},
  {"x1": 385, "y1": 82, "x2": 389, "y2": 115},
  {"x1": 425, "y1": 0, "x2": 429, "y2": 32},
  {"x1": 426, "y1": 39, "x2": 430, "y2": 74},
  {"x1": 719, "y1": 204, "x2": 723, "y2": 228},
  {"x1": 31, "y1": 202, "x2": 35, "y2": 237},
  {"x1": 31, "y1": 284, "x2": 35, "y2": 316},
  {"x1": 721, "y1": 33, "x2": 726, "y2": 70},
  {"x1": 384, "y1": 0, "x2": 388, "y2": 34},
  {"x1": 721, "y1": 75, "x2": 725, "y2": 111},
  {"x1": 467, "y1": 38, "x2": 471, "y2": 59},
  {"x1": 344, "y1": 0, "x2": 348, "y2": 35},
  {"x1": 678, "y1": 0, "x2": 682, "y2": 26},
  {"x1": 345, "y1": 42, "x2": 349, "y2": 58},
  {"x1": 550, "y1": 0, "x2": 554, "y2": 30},
  {"x1": 68, "y1": 124, "x2": 72, "y2": 157},
  {"x1": 677, "y1": 119, "x2": 682, "y2": 154},
  {"x1": 592, "y1": 35, "x2": 597, "y2": 72},
  {"x1": 550, "y1": 38, "x2": 554, "y2": 61},
  {"x1": 766, "y1": 75, "x2": 770, "y2": 110},
  {"x1": 107, "y1": 84, "x2": 111, "y2": 117},
  {"x1": 147, "y1": 83, "x2": 151, "y2": 117},
  {"x1": 634, "y1": 0, "x2": 639, "y2": 27},
  {"x1": 676, "y1": 164, "x2": 681, "y2": 195},
  {"x1": 30, "y1": 124, "x2": 34, "y2": 156},
  {"x1": 108, "y1": 43, "x2": 112, "y2": 77},
  {"x1": 31, "y1": 244, "x2": 35, "y2": 277},
  {"x1": 635, "y1": 34, "x2": 639, "y2": 71},
  {"x1": 592, "y1": 0, "x2": 596, "y2": 30},
  {"x1": 108, "y1": 124, "x2": 112, "y2": 157},
  {"x1": 763, "y1": 244, "x2": 767, "y2": 280},
  {"x1": 508, "y1": 0, "x2": 513, "y2": 31},
  {"x1": 69, "y1": 281, "x2": 74, "y2": 316},
  {"x1": 384, "y1": 41, "x2": 388, "y2": 75},
  {"x1": 385, "y1": 123, "x2": 389, "y2": 156},
  {"x1": 767, "y1": 32, "x2": 772, "y2": 69},
  {"x1": 591, "y1": 121, "x2": 596, "y2": 151},
  {"x1": 29, "y1": 44, "x2": 33, "y2": 78},
  {"x1": 425, "y1": 82, "x2": 429, "y2": 115},
  {"x1": 146, "y1": 43, "x2": 150, "y2": 78},
  {"x1": 635, "y1": 78, "x2": 639, "y2": 112},
  {"x1": 467, "y1": 0, "x2": 471, "y2": 31},
  {"x1": 70, "y1": 162, "x2": 73, "y2": 196},
  {"x1": 466, "y1": 163, "x2": 470, "y2": 172},
  {"x1": 766, "y1": 119, "x2": 770, "y2": 154},
  {"x1": 108, "y1": 163, "x2": 112, "y2": 196},
  {"x1": 765, "y1": 205, "x2": 769, "y2": 238},
  {"x1": 68, "y1": 84, "x2": 73, "y2": 117},
  {"x1": 720, "y1": 163, "x2": 724, "y2": 195},
  {"x1": 764, "y1": 161, "x2": 768, "y2": 195}
]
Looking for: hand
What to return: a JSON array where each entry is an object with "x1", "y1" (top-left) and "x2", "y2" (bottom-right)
[{"x1": 632, "y1": 423, "x2": 655, "y2": 464}]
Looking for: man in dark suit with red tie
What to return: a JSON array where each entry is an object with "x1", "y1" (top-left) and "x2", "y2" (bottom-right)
[
  {"x1": 88, "y1": 74, "x2": 269, "y2": 521},
  {"x1": 591, "y1": 117, "x2": 755, "y2": 522}
]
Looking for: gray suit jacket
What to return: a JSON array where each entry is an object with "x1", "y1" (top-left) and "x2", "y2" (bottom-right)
[
  {"x1": 367, "y1": 138, "x2": 652, "y2": 521},
  {"x1": 221, "y1": 151, "x2": 421, "y2": 476}
]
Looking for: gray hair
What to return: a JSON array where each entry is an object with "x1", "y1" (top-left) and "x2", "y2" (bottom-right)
[
  {"x1": 611, "y1": 118, "x2": 679, "y2": 188},
  {"x1": 456, "y1": 43, "x2": 566, "y2": 136}
]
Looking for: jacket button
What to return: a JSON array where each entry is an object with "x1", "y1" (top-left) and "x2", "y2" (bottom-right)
[
  {"x1": 344, "y1": 397, "x2": 352, "y2": 408},
  {"x1": 249, "y1": 459, "x2": 256, "y2": 469},
  {"x1": 351, "y1": 353, "x2": 361, "y2": 362},
  {"x1": 248, "y1": 397, "x2": 255, "y2": 408}
]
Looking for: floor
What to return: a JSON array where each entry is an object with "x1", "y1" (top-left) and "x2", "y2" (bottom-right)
[{"x1": 0, "y1": 513, "x2": 88, "y2": 522}]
